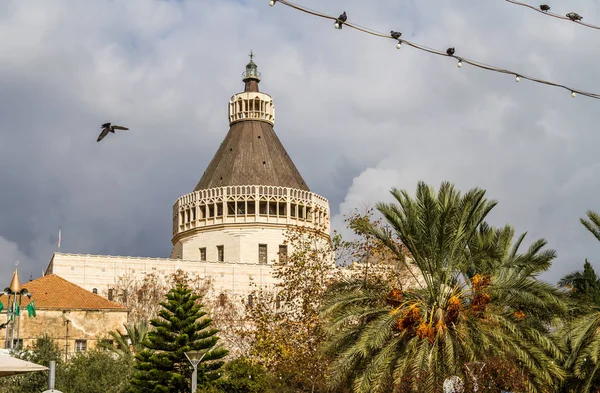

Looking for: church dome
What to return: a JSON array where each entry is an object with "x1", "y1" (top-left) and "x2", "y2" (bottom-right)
[{"x1": 194, "y1": 52, "x2": 309, "y2": 192}]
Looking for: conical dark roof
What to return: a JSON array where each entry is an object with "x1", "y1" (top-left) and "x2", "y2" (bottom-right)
[
  {"x1": 194, "y1": 121, "x2": 309, "y2": 191},
  {"x1": 195, "y1": 53, "x2": 309, "y2": 192}
]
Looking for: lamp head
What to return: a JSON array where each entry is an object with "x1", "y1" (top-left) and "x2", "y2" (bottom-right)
[{"x1": 185, "y1": 350, "x2": 206, "y2": 366}]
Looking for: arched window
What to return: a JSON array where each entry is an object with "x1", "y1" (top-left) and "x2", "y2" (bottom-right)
[
  {"x1": 92, "y1": 288, "x2": 98, "y2": 294},
  {"x1": 107, "y1": 288, "x2": 114, "y2": 301},
  {"x1": 247, "y1": 294, "x2": 254, "y2": 308},
  {"x1": 219, "y1": 293, "x2": 227, "y2": 307}
]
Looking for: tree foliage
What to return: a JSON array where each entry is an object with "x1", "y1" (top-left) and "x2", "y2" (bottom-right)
[
  {"x1": 206, "y1": 357, "x2": 280, "y2": 393},
  {"x1": 581, "y1": 210, "x2": 600, "y2": 242},
  {"x1": 0, "y1": 335, "x2": 63, "y2": 393},
  {"x1": 61, "y1": 350, "x2": 133, "y2": 393},
  {"x1": 243, "y1": 223, "x2": 337, "y2": 392},
  {"x1": 99, "y1": 320, "x2": 150, "y2": 359},
  {"x1": 558, "y1": 210, "x2": 600, "y2": 393},
  {"x1": 129, "y1": 283, "x2": 228, "y2": 393},
  {"x1": 110, "y1": 269, "x2": 213, "y2": 323},
  {"x1": 559, "y1": 260, "x2": 600, "y2": 307},
  {"x1": 0, "y1": 335, "x2": 133, "y2": 393},
  {"x1": 321, "y1": 181, "x2": 568, "y2": 393}
]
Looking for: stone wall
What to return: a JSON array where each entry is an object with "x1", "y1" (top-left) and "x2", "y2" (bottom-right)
[
  {"x1": 2, "y1": 309, "x2": 127, "y2": 354},
  {"x1": 47, "y1": 252, "x2": 279, "y2": 298}
]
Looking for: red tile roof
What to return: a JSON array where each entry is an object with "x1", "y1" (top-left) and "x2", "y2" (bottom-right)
[{"x1": 0, "y1": 274, "x2": 125, "y2": 310}]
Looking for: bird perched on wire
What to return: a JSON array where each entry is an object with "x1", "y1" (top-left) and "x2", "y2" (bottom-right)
[
  {"x1": 566, "y1": 12, "x2": 582, "y2": 21},
  {"x1": 540, "y1": 4, "x2": 550, "y2": 12},
  {"x1": 334, "y1": 12, "x2": 347, "y2": 29},
  {"x1": 97, "y1": 122, "x2": 129, "y2": 142},
  {"x1": 446, "y1": 47, "x2": 455, "y2": 56},
  {"x1": 390, "y1": 31, "x2": 402, "y2": 39}
]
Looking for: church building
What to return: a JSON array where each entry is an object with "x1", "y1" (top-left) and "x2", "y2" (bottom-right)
[{"x1": 44, "y1": 55, "x2": 331, "y2": 300}]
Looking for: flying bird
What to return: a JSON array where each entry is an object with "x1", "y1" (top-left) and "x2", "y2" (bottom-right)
[
  {"x1": 390, "y1": 31, "x2": 402, "y2": 39},
  {"x1": 446, "y1": 47, "x2": 455, "y2": 56},
  {"x1": 97, "y1": 122, "x2": 129, "y2": 142},
  {"x1": 0, "y1": 322, "x2": 8, "y2": 330},
  {"x1": 540, "y1": 4, "x2": 550, "y2": 12},
  {"x1": 566, "y1": 12, "x2": 582, "y2": 21}
]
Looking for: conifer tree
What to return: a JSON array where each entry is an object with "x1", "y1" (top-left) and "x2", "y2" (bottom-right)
[{"x1": 129, "y1": 283, "x2": 228, "y2": 393}]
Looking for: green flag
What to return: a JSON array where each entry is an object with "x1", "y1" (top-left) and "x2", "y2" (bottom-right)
[
  {"x1": 0, "y1": 302, "x2": 3, "y2": 313},
  {"x1": 26, "y1": 301, "x2": 36, "y2": 317},
  {"x1": 14, "y1": 303, "x2": 19, "y2": 317}
]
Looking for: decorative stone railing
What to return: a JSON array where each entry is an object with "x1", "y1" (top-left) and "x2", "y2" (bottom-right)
[
  {"x1": 172, "y1": 185, "x2": 330, "y2": 238},
  {"x1": 228, "y1": 92, "x2": 275, "y2": 126}
]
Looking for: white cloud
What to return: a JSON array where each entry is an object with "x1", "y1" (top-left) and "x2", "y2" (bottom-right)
[{"x1": 0, "y1": 0, "x2": 598, "y2": 283}]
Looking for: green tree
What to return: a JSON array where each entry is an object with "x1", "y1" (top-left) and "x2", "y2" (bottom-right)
[
  {"x1": 129, "y1": 283, "x2": 228, "y2": 393},
  {"x1": 558, "y1": 210, "x2": 600, "y2": 392},
  {"x1": 559, "y1": 260, "x2": 600, "y2": 306},
  {"x1": 321, "y1": 181, "x2": 567, "y2": 393},
  {"x1": 244, "y1": 223, "x2": 338, "y2": 392},
  {"x1": 0, "y1": 335, "x2": 62, "y2": 393},
  {"x1": 100, "y1": 320, "x2": 150, "y2": 358},
  {"x1": 581, "y1": 210, "x2": 600, "y2": 242},
  {"x1": 61, "y1": 349, "x2": 133, "y2": 393},
  {"x1": 207, "y1": 357, "x2": 277, "y2": 393}
]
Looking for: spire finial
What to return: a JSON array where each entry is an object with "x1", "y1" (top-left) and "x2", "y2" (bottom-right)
[
  {"x1": 242, "y1": 51, "x2": 261, "y2": 88},
  {"x1": 9, "y1": 264, "x2": 21, "y2": 293}
]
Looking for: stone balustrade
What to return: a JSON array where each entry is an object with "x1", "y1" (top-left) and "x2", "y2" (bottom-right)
[{"x1": 172, "y1": 185, "x2": 330, "y2": 239}]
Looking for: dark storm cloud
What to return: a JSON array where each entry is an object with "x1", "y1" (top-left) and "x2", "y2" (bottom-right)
[{"x1": 0, "y1": 0, "x2": 598, "y2": 285}]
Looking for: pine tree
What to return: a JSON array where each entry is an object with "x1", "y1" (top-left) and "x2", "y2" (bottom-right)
[
  {"x1": 559, "y1": 259, "x2": 600, "y2": 306},
  {"x1": 129, "y1": 283, "x2": 228, "y2": 393}
]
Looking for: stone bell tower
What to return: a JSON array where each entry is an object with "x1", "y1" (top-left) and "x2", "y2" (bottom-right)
[{"x1": 170, "y1": 53, "x2": 330, "y2": 265}]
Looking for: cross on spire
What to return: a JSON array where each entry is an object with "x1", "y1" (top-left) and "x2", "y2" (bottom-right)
[{"x1": 249, "y1": 50, "x2": 254, "y2": 62}]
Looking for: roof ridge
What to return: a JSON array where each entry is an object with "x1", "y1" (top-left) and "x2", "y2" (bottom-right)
[{"x1": 3, "y1": 274, "x2": 127, "y2": 310}]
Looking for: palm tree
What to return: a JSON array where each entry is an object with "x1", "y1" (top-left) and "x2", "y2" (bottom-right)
[
  {"x1": 559, "y1": 260, "x2": 600, "y2": 306},
  {"x1": 581, "y1": 210, "x2": 600, "y2": 242},
  {"x1": 321, "y1": 181, "x2": 567, "y2": 393},
  {"x1": 103, "y1": 320, "x2": 149, "y2": 358},
  {"x1": 559, "y1": 210, "x2": 600, "y2": 392}
]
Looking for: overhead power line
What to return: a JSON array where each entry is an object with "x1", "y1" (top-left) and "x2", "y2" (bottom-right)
[
  {"x1": 268, "y1": 0, "x2": 600, "y2": 100},
  {"x1": 505, "y1": 1, "x2": 600, "y2": 31}
]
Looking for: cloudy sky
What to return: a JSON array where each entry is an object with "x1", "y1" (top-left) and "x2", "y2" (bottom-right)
[{"x1": 0, "y1": 0, "x2": 599, "y2": 284}]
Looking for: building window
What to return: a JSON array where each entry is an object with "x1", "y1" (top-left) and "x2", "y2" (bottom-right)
[
  {"x1": 276, "y1": 294, "x2": 281, "y2": 310},
  {"x1": 258, "y1": 244, "x2": 267, "y2": 264},
  {"x1": 217, "y1": 245, "x2": 224, "y2": 262},
  {"x1": 219, "y1": 293, "x2": 227, "y2": 307},
  {"x1": 247, "y1": 294, "x2": 254, "y2": 308},
  {"x1": 278, "y1": 245, "x2": 288, "y2": 263},
  {"x1": 75, "y1": 340, "x2": 87, "y2": 352},
  {"x1": 200, "y1": 248, "x2": 206, "y2": 261},
  {"x1": 92, "y1": 288, "x2": 97, "y2": 294},
  {"x1": 107, "y1": 289, "x2": 114, "y2": 301}
]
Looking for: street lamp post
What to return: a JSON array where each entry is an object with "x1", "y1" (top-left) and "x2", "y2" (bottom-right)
[
  {"x1": 1, "y1": 266, "x2": 32, "y2": 350},
  {"x1": 185, "y1": 350, "x2": 206, "y2": 393}
]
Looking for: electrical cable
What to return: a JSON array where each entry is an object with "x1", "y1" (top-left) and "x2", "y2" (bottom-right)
[
  {"x1": 505, "y1": 1, "x2": 600, "y2": 31},
  {"x1": 268, "y1": 0, "x2": 600, "y2": 100}
]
